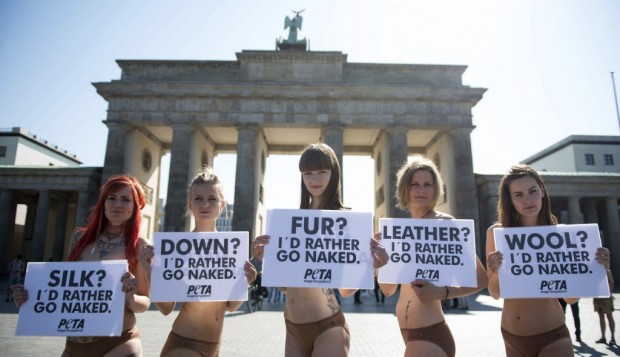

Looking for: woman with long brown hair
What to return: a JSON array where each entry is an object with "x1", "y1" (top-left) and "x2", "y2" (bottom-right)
[{"x1": 486, "y1": 164, "x2": 610, "y2": 356}]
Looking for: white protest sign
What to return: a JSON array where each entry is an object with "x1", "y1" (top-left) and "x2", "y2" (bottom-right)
[
  {"x1": 378, "y1": 218, "x2": 478, "y2": 287},
  {"x1": 151, "y1": 232, "x2": 249, "y2": 302},
  {"x1": 262, "y1": 209, "x2": 374, "y2": 289},
  {"x1": 494, "y1": 224, "x2": 610, "y2": 298},
  {"x1": 16, "y1": 260, "x2": 127, "y2": 336}
]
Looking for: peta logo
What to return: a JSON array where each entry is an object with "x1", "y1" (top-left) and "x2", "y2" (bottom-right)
[
  {"x1": 57, "y1": 318, "x2": 84, "y2": 331},
  {"x1": 187, "y1": 285, "x2": 212, "y2": 296},
  {"x1": 540, "y1": 280, "x2": 567, "y2": 293},
  {"x1": 304, "y1": 268, "x2": 332, "y2": 282},
  {"x1": 415, "y1": 269, "x2": 439, "y2": 281}
]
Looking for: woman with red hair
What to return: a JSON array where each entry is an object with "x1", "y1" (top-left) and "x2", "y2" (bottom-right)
[{"x1": 13, "y1": 174, "x2": 151, "y2": 356}]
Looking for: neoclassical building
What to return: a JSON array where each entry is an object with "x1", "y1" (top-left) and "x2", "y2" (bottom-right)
[{"x1": 92, "y1": 49, "x2": 485, "y2": 242}]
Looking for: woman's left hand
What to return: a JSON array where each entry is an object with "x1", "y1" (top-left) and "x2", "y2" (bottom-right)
[
  {"x1": 121, "y1": 272, "x2": 138, "y2": 300},
  {"x1": 410, "y1": 279, "x2": 444, "y2": 303},
  {"x1": 595, "y1": 247, "x2": 611, "y2": 270},
  {"x1": 244, "y1": 261, "x2": 258, "y2": 284},
  {"x1": 371, "y1": 233, "x2": 389, "y2": 269}
]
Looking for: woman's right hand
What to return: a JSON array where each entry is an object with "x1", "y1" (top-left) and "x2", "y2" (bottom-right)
[
  {"x1": 253, "y1": 235, "x2": 270, "y2": 249},
  {"x1": 138, "y1": 243, "x2": 154, "y2": 273},
  {"x1": 12, "y1": 284, "x2": 28, "y2": 308},
  {"x1": 486, "y1": 251, "x2": 503, "y2": 273}
]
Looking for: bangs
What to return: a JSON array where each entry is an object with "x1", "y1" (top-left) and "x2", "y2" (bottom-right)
[{"x1": 298, "y1": 146, "x2": 333, "y2": 172}]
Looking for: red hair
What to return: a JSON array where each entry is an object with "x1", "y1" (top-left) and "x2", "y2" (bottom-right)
[{"x1": 68, "y1": 175, "x2": 146, "y2": 272}]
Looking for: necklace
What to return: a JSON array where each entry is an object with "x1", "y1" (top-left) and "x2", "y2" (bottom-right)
[
  {"x1": 90, "y1": 231, "x2": 125, "y2": 258},
  {"x1": 422, "y1": 210, "x2": 434, "y2": 219}
]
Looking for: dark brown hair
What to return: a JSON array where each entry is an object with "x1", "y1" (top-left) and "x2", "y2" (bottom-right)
[
  {"x1": 497, "y1": 164, "x2": 557, "y2": 227},
  {"x1": 298, "y1": 143, "x2": 345, "y2": 210}
]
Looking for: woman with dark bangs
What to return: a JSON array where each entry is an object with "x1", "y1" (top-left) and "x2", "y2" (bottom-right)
[
  {"x1": 254, "y1": 143, "x2": 388, "y2": 357},
  {"x1": 13, "y1": 175, "x2": 151, "y2": 357},
  {"x1": 486, "y1": 164, "x2": 610, "y2": 356}
]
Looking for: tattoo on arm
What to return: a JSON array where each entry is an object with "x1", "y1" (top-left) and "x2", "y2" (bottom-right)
[{"x1": 323, "y1": 288, "x2": 339, "y2": 314}]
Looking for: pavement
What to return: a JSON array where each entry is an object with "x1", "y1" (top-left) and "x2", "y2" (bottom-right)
[{"x1": 0, "y1": 282, "x2": 618, "y2": 357}]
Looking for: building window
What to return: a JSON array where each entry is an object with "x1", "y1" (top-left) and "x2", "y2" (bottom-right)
[
  {"x1": 585, "y1": 153, "x2": 595, "y2": 165},
  {"x1": 0, "y1": 146, "x2": 6, "y2": 157},
  {"x1": 604, "y1": 154, "x2": 614, "y2": 166}
]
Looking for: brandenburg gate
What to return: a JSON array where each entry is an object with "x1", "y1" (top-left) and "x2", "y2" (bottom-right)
[{"x1": 94, "y1": 48, "x2": 486, "y2": 244}]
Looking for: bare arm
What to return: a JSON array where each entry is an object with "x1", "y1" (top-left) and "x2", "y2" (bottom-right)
[
  {"x1": 379, "y1": 282, "x2": 398, "y2": 297},
  {"x1": 122, "y1": 271, "x2": 150, "y2": 313},
  {"x1": 155, "y1": 302, "x2": 176, "y2": 316},
  {"x1": 485, "y1": 225, "x2": 502, "y2": 300},
  {"x1": 338, "y1": 288, "x2": 357, "y2": 298},
  {"x1": 226, "y1": 260, "x2": 259, "y2": 312},
  {"x1": 227, "y1": 300, "x2": 244, "y2": 312},
  {"x1": 137, "y1": 244, "x2": 175, "y2": 315},
  {"x1": 445, "y1": 257, "x2": 488, "y2": 298}
]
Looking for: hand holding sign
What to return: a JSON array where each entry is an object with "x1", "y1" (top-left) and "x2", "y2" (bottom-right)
[
  {"x1": 493, "y1": 224, "x2": 610, "y2": 298},
  {"x1": 263, "y1": 209, "x2": 374, "y2": 289},
  {"x1": 150, "y1": 232, "x2": 249, "y2": 302},
  {"x1": 371, "y1": 233, "x2": 389, "y2": 269},
  {"x1": 15, "y1": 260, "x2": 127, "y2": 336}
]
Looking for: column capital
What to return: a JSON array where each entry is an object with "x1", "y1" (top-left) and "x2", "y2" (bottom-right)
[
  {"x1": 170, "y1": 122, "x2": 194, "y2": 132},
  {"x1": 449, "y1": 127, "x2": 474, "y2": 136},
  {"x1": 386, "y1": 126, "x2": 408, "y2": 134},
  {"x1": 236, "y1": 124, "x2": 260, "y2": 133},
  {"x1": 103, "y1": 121, "x2": 130, "y2": 130}
]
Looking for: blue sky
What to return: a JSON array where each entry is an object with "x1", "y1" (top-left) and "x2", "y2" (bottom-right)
[{"x1": 1, "y1": 0, "x2": 619, "y2": 212}]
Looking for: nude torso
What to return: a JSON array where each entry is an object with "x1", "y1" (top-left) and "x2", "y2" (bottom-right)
[
  {"x1": 172, "y1": 301, "x2": 228, "y2": 342},
  {"x1": 395, "y1": 210, "x2": 452, "y2": 329},
  {"x1": 284, "y1": 287, "x2": 340, "y2": 323},
  {"x1": 396, "y1": 285, "x2": 444, "y2": 328},
  {"x1": 501, "y1": 298, "x2": 566, "y2": 335},
  {"x1": 68, "y1": 238, "x2": 148, "y2": 342}
]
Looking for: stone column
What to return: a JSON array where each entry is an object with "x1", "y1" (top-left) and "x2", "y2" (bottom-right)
[
  {"x1": 232, "y1": 126, "x2": 260, "y2": 238},
  {"x1": 321, "y1": 126, "x2": 344, "y2": 195},
  {"x1": 22, "y1": 201, "x2": 37, "y2": 248},
  {"x1": 0, "y1": 189, "x2": 14, "y2": 266},
  {"x1": 164, "y1": 123, "x2": 194, "y2": 232},
  {"x1": 450, "y1": 128, "x2": 479, "y2": 221},
  {"x1": 74, "y1": 189, "x2": 91, "y2": 229},
  {"x1": 322, "y1": 126, "x2": 344, "y2": 166},
  {"x1": 385, "y1": 127, "x2": 409, "y2": 218},
  {"x1": 584, "y1": 200, "x2": 598, "y2": 223},
  {"x1": 32, "y1": 190, "x2": 51, "y2": 262},
  {"x1": 568, "y1": 196, "x2": 583, "y2": 224},
  {"x1": 605, "y1": 197, "x2": 620, "y2": 276},
  {"x1": 52, "y1": 194, "x2": 69, "y2": 261},
  {"x1": 450, "y1": 128, "x2": 482, "y2": 257},
  {"x1": 102, "y1": 123, "x2": 129, "y2": 181}
]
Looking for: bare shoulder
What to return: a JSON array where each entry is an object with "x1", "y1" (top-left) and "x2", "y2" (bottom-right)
[
  {"x1": 432, "y1": 211, "x2": 454, "y2": 219},
  {"x1": 487, "y1": 223, "x2": 502, "y2": 233},
  {"x1": 68, "y1": 230, "x2": 85, "y2": 252}
]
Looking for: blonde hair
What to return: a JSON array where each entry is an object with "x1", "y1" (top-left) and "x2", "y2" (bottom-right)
[
  {"x1": 187, "y1": 166, "x2": 224, "y2": 203},
  {"x1": 395, "y1": 156, "x2": 444, "y2": 211}
]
